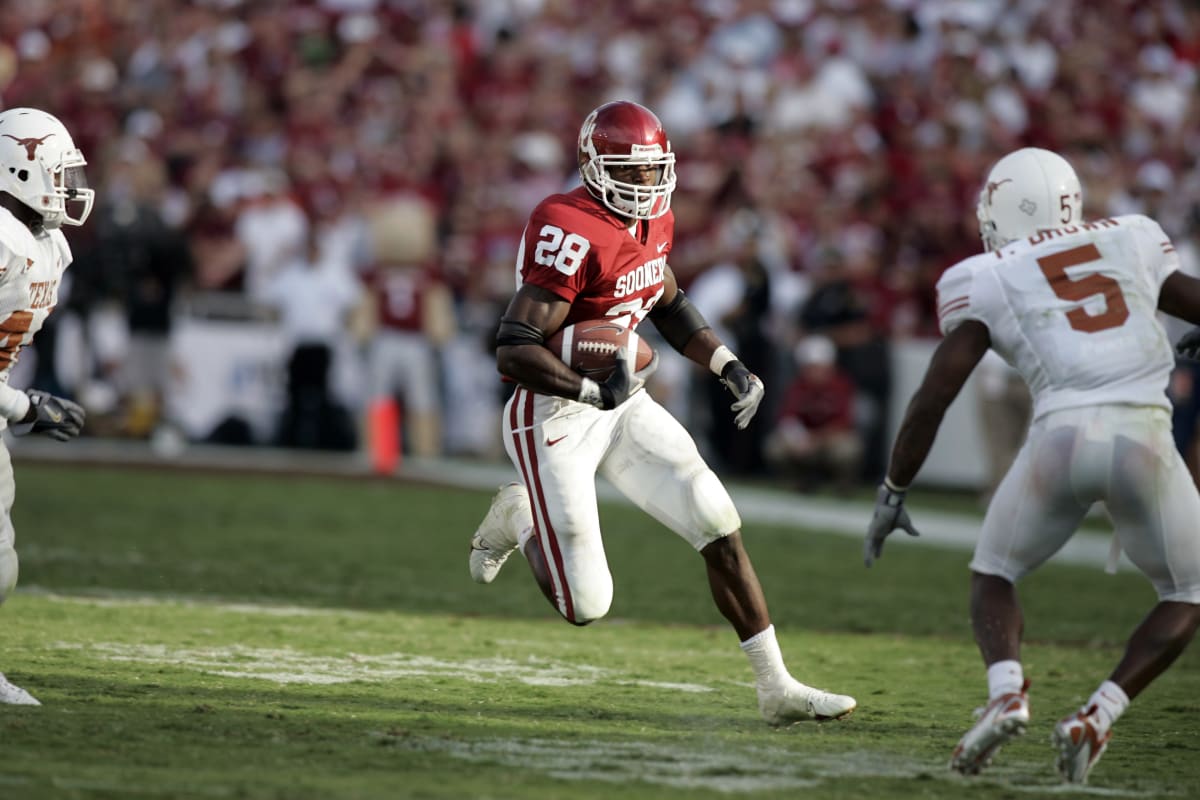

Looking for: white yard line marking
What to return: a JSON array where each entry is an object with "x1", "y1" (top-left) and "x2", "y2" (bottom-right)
[
  {"x1": 49, "y1": 640, "x2": 713, "y2": 692},
  {"x1": 390, "y1": 737, "x2": 1156, "y2": 796},
  {"x1": 26, "y1": 588, "x2": 376, "y2": 618},
  {"x1": 14, "y1": 595, "x2": 1161, "y2": 798}
]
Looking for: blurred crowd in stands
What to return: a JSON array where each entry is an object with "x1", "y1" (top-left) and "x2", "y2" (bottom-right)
[{"x1": 2, "y1": 0, "x2": 1200, "y2": 491}]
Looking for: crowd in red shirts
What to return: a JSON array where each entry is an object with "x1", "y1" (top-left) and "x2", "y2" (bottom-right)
[{"x1": 2, "y1": 0, "x2": 1197, "y2": 480}]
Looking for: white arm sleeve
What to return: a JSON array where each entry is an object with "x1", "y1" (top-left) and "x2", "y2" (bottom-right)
[
  {"x1": 1130, "y1": 214, "x2": 1181, "y2": 289},
  {"x1": 935, "y1": 261, "x2": 979, "y2": 336}
]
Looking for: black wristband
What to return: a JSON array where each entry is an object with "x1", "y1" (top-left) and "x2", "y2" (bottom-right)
[{"x1": 721, "y1": 359, "x2": 746, "y2": 380}]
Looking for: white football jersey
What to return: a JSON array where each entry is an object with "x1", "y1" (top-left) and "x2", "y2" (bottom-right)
[
  {"x1": 0, "y1": 207, "x2": 71, "y2": 424},
  {"x1": 937, "y1": 214, "x2": 1177, "y2": 420}
]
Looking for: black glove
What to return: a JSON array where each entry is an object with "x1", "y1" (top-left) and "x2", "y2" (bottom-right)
[
  {"x1": 12, "y1": 390, "x2": 85, "y2": 441},
  {"x1": 1177, "y1": 327, "x2": 1200, "y2": 360},
  {"x1": 720, "y1": 360, "x2": 765, "y2": 429},
  {"x1": 597, "y1": 347, "x2": 659, "y2": 410},
  {"x1": 863, "y1": 482, "x2": 920, "y2": 567}
]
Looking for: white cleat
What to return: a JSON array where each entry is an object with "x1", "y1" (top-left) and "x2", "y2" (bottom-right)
[
  {"x1": 0, "y1": 673, "x2": 40, "y2": 706},
  {"x1": 950, "y1": 680, "x2": 1030, "y2": 775},
  {"x1": 1052, "y1": 705, "x2": 1111, "y2": 784},
  {"x1": 757, "y1": 678, "x2": 856, "y2": 725},
  {"x1": 469, "y1": 483, "x2": 530, "y2": 584}
]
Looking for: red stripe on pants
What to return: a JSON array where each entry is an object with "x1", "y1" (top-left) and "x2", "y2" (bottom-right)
[{"x1": 511, "y1": 388, "x2": 574, "y2": 621}]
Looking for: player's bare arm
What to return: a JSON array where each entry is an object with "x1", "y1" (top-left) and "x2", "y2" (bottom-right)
[
  {"x1": 1158, "y1": 271, "x2": 1200, "y2": 323},
  {"x1": 887, "y1": 320, "x2": 992, "y2": 487},
  {"x1": 650, "y1": 266, "x2": 765, "y2": 429},
  {"x1": 864, "y1": 319, "x2": 990, "y2": 567},
  {"x1": 1160, "y1": 272, "x2": 1200, "y2": 360},
  {"x1": 496, "y1": 284, "x2": 653, "y2": 409},
  {"x1": 495, "y1": 284, "x2": 583, "y2": 398},
  {"x1": 651, "y1": 266, "x2": 720, "y2": 364}
]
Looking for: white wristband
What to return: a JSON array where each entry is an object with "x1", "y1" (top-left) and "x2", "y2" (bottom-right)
[
  {"x1": 578, "y1": 378, "x2": 604, "y2": 408},
  {"x1": 709, "y1": 345, "x2": 737, "y2": 376},
  {"x1": 0, "y1": 383, "x2": 30, "y2": 422},
  {"x1": 883, "y1": 477, "x2": 908, "y2": 493}
]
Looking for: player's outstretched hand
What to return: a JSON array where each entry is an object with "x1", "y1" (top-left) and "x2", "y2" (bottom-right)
[
  {"x1": 864, "y1": 482, "x2": 920, "y2": 567},
  {"x1": 720, "y1": 361, "x2": 764, "y2": 430},
  {"x1": 12, "y1": 389, "x2": 85, "y2": 441},
  {"x1": 599, "y1": 347, "x2": 658, "y2": 409},
  {"x1": 1177, "y1": 327, "x2": 1200, "y2": 361}
]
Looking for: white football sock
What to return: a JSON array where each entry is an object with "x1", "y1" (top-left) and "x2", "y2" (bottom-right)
[
  {"x1": 1086, "y1": 680, "x2": 1129, "y2": 733},
  {"x1": 517, "y1": 524, "x2": 535, "y2": 552},
  {"x1": 986, "y1": 659, "x2": 1024, "y2": 700},
  {"x1": 740, "y1": 624, "x2": 791, "y2": 689},
  {"x1": 509, "y1": 488, "x2": 534, "y2": 552}
]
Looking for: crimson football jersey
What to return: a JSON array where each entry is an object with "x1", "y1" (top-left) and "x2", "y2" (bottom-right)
[
  {"x1": 516, "y1": 186, "x2": 671, "y2": 332},
  {"x1": 366, "y1": 264, "x2": 440, "y2": 333}
]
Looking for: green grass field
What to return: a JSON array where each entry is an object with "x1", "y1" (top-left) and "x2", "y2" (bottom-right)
[{"x1": 2, "y1": 461, "x2": 1197, "y2": 799}]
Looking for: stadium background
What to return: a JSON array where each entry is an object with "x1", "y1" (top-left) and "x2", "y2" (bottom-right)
[
  {"x1": 1, "y1": 0, "x2": 1199, "y2": 493},
  {"x1": 5, "y1": 4, "x2": 1200, "y2": 798}
]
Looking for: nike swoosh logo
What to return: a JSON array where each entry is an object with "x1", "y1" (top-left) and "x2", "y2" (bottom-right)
[
  {"x1": 46, "y1": 408, "x2": 62, "y2": 423},
  {"x1": 657, "y1": 242, "x2": 668, "y2": 253},
  {"x1": 546, "y1": 435, "x2": 568, "y2": 447}
]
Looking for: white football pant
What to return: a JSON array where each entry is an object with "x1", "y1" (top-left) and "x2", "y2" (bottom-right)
[
  {"x1": 972, "y1": 404, "x2": 1200, "y2": 602},
  {"x1": 0, "y1": 440, "x2": 17, "y2": 603},
  {"x1": 503, "y1": 387, "x2": 741, "y2": 623}
]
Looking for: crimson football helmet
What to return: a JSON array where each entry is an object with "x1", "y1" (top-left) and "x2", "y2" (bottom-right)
[
  {"x1": 578, "y1": 101, "x2": 676, "y2": 220},
  {"x1": 0, "y1": 107, "x2": 93, "y2": 229}
]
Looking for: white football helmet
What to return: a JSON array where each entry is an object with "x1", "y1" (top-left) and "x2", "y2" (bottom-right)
[
  {"x1": 976, "y1": 147, "x2": 1081, "y2": 252},
  {"x1": 0, "y1": 107, "x2": 94, "y2": 229}
]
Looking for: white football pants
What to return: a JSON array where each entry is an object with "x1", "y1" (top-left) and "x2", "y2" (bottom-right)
[
  {"x1": 972, "y1": 404, "x2": 1200, "y2": 602},
  {"x1": 0, "y1": 440, "x2": 17, "y2": 603},
  {"x1": 503, "y1": 386, "x2": 741, "y2": 623}
]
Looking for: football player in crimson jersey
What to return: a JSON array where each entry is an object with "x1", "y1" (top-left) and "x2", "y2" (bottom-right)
[
  {"x1": 0, "y1": 108, "x2": 92, "y2": 705},
  {"x1": 865, "y1": 147, "x2": 1200, "y2": 782},
  {"x1": 468, "y1": 100, "x2": 856, "y2": 725}
]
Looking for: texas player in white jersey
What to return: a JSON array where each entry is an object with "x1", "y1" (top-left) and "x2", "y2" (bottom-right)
[
  {"x1": 467, "y1": 101, "x2": 856, "y2": 726},
  {"x1": 0, "y1": 108, "x2": 92, "y2": 706},
  {"x1": 864, "y1": 148, "x2": 1200, "y2": 783}
]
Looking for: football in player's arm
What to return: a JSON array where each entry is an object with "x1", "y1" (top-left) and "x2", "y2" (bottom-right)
[
  {"x1": 495, "y1": 266, "x2": 763, "y2": 421},
  {"x1": 471, "y1": 100, "x2": 855, "y2": 726}
]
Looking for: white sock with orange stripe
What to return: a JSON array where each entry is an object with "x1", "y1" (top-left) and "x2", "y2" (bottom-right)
[{"x1": 1085, "y1": 680, "x2": 1128, "y2": 733}]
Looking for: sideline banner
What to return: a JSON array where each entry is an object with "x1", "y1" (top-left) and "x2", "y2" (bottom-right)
[{"x1": 166, "y1": 318, "x2": 287, "y2": 443}]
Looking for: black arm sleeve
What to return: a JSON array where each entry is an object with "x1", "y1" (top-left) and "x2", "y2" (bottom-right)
[
  {"x1": 496, "y1": 317, "x2": 546, "y2": 347},
  {"x1": 648, "y1": 290, "x2": 710, "y2": 354}
]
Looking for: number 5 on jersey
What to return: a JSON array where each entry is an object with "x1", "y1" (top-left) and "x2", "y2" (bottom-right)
[{"x1": 1037, "y1": 244, "x2": 1129, "y2": 333}]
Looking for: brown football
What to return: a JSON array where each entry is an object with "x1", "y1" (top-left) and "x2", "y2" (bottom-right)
[{"x1": 544, "y1": 319, "x2": 655, "y2": 380}]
